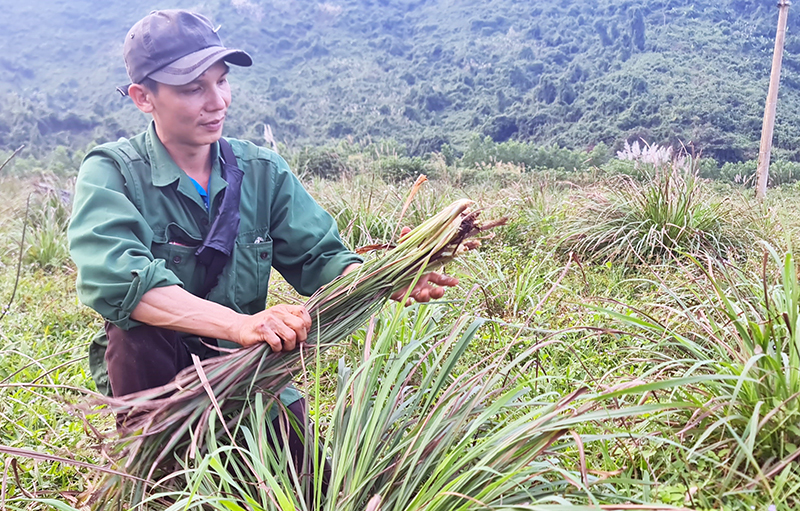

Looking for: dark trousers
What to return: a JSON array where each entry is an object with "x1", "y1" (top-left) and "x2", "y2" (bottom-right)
[{"x1": 104, "y1": 322, "x2": 322, "y2": 485}]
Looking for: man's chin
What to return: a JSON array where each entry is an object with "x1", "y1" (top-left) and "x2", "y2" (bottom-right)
[{"x1": 197, "y1": 128, "x2": 224, "y2": 145}]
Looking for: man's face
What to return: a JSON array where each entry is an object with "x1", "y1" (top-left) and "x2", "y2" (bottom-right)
[{"x1": 147, "y1": 60, "x2": 232, "y2": 149}]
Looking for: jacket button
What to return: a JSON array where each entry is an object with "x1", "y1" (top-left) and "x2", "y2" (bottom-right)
[
  {"x1": 173, "y1": 255, "x2": 182, "y2": 264},
  {"x1": 260, "y1": 252, "x2": 268, "y2": 260}
]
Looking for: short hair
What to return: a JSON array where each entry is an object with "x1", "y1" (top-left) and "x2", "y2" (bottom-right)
[{"x1": 139, "y1": 77, "x2": 160, "y2": 94}]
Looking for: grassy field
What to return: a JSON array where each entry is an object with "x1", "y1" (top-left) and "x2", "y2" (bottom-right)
[{"x1": 1, "y1": 153, "x2": 799, "y2": 510}]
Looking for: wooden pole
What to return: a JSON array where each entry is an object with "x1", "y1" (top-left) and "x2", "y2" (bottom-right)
[{"x1": 756, "y1": 0, "x2": 791, "y2": 200}]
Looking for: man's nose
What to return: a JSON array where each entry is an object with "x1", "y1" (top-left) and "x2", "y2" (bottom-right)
[{"x1": 207, "y1": 86, "x2": 228, "y2": 111}]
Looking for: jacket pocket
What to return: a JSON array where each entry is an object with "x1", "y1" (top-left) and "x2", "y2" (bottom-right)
[
  {"x1": 150, "y1": 222, "x2": 203, "y2": 290},
  {"x1": 233, "y1": 230, "x2": 273, "y2": 309}
]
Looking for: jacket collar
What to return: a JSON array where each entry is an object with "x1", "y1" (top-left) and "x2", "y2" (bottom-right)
[{"x1": 145, "y1": 121, "x2": 221, "y2": 188}]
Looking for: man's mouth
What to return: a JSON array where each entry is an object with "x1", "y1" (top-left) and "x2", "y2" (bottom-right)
[{"x1": 201, "y1": 118, "x2": 225, "y2": 130}]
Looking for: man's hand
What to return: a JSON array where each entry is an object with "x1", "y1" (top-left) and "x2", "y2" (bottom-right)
[
  {"x1": 341, "y1": 226, "x2": 459, "y2": 307},
  {"x1": 132, "y1": 286, "x2": 312, "y2": 352},
  {"x1": 234, "y1": 304, "x2": 312, "y2": 351},
  {"x1": 390, "y1": 271, "x2": 459, "y2": 305}
]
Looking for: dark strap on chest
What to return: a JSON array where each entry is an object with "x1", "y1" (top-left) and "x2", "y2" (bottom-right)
[{"x1": 195, "y1": 138, "x2": 244, "y2": 298}]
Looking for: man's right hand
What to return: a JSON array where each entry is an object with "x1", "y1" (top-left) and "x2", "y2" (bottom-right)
[
  {"x1": 234, "y1": 304, "x2": 312, "y2": 351},
  {"x1": 132, "y1": 286, "x2": 313, "y2": 353}
]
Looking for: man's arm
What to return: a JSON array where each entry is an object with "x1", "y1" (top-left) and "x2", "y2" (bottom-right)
[
  {"x1": 131, "y1": 285, "x2": 311, "y2": 351},
  {"x1": 69, "y1": 152, "x2": 187, "y2": 330},
  {"x1": 134, "y1": 258, "x2": 457, "y2": 353},
  {"x1": 132, "y1": 261, "x2": 457, "y2": 354}
]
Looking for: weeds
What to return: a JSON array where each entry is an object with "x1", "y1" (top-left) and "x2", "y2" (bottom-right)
[
  {"x1": 455, "y1": 245, "x2": 556, "y2": 320},
  {"x1": 594, "y1": 244, "x2": 800, "y2": 504},
  {"x1": 24, "y1": 185, "x2": 72, "y2": 271}
]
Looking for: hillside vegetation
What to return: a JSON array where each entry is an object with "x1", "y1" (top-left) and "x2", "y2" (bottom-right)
[{"x1": 2, "y1": 0, "x2": 800, "y2": 162}]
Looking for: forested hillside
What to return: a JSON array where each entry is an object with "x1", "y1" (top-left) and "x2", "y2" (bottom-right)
[{"x1": 1, "y1": 0, "x2": 798, "y2": 161}]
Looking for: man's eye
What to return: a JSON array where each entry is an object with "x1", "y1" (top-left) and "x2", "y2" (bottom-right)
[{"x1": 218, "y1": 77, "x2": 228, "y2": 85}]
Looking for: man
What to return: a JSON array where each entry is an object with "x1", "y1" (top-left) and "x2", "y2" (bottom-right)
[{"x1": 68, "y1": 9, "x2": 455, "y2": 455}]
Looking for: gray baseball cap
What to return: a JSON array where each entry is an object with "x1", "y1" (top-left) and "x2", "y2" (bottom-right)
[{"x1": 118, "y1": 10, "x2": 252, "y2": 96}]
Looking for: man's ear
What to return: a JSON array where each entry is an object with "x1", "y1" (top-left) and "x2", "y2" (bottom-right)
[{"x1": 128, "y1": 84, "x2": 155, "y2": 114}]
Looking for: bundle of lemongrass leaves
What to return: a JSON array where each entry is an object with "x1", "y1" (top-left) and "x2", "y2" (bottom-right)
[{"x1": 91, "y1": 196, "x2": 506, "y2": 506}]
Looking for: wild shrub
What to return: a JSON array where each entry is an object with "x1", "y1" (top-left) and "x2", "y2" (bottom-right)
[
  {"x1": 460, "y1": 134, "x2": 603, "y2": 172},
  {"x1": 455, "y1": 245, "x2": 555, "y2": 320},
  {"x1": 561, "y1": 159, "x2": 742, "y2": 263},
  {"x1": 374, "y1": 155, "x2": 431, "y2": 182},
  {"x1": 717, "y1": 159, "x2": 800, "y2": 187},
  {"x1": 440, "y1": 164, "x2": 525, "y2": 189},
  {"x1": 309, "y1": 174, "x2": 399, "y2": 249},
  {"x1": 766, "y1": 160, "x2": 800, "y2": 187},
  {"x1": 293, "y1": 147, "x2": 350, "y2": 180},
  {"x1": 310, "y1": 173, "x2": 460, "y2": 250},
  {"x1": 331, "y1": 198, "x2": 396, "y2": 249},
  {"x1": 718, "y1": 160, "x2": 757, "y2": 185},
  {"x1": 482, "y1": 181, "x2": 566, "y2": 250},
  {"x1": 600, "y1": 158, "x2": 639, "y2": 177},
  {"x1": 0, "y1": 177, "x2": 75, "y2": 272}
]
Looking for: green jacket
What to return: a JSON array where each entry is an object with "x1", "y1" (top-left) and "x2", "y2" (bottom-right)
[{"x1": 68, "y1": 122, "x2": 361, "y2": 397}]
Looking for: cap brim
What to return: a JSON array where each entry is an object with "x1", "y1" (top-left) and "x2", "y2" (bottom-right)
[{"x1": 147, "y1": 46, "x2": 252, "y2": 86}]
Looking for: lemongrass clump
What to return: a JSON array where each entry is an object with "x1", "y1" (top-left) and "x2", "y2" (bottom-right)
[
  {"x1": 144, "y1": 305, "x2": 674, "y2": 511},
  {"x1": 90, "y1": 199, "x2": 506, "y2": 507},
  {"x1": 561, "y1": 160, "x2": 739, "y2": 264}
]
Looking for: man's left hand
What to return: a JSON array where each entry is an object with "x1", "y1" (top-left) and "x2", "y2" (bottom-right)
[
  {"x1": 341, "y1": 225, "x2": 459, "y2": 306},
  {"x1": 390, "y1": 271, "x2": 459, "y2": 305}
]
